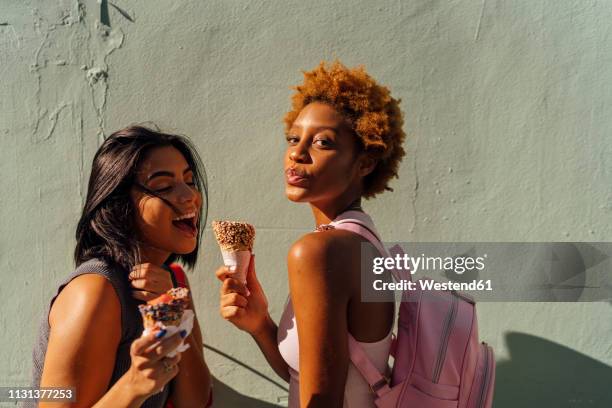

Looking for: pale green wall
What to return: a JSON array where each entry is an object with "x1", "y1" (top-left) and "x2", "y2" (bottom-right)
[{"x1": 1, "y1": 1, "x2": 611, "y2": 406}]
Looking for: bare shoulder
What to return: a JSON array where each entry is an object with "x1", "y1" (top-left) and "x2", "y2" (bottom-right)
[
  {"x1": 288, "y1": 229, "x2": 361, "y2": 263},
  {"x1": 288, "y1": 229, "x2": 362, "y2": 299},
  {"x1": 49, "y1": 272, "x2": 121, "y2": 336},
  {"x1": 42, "y1": 273, "x2": 122, "y2": 402}
]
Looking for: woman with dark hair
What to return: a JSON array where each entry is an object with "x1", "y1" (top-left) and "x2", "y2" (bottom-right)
[
  {"x1": 215, "y1": 61, "x2": 406, "y2": 407},
  {"x1": 28, "y1": 126, "x2": 212, "y2": 407}
]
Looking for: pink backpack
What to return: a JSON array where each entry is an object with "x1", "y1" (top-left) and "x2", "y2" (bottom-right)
[{"x1": 330, "y1": 212, "x2": 495, "y2": 408}]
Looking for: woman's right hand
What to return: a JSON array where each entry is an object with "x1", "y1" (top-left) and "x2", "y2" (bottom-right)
[
  {"x1": 216, "y1": 254, "x2": 270, "y2": 336},
  {"x1": 123, "y1": 330, "x2": 184, "y2": 400}
]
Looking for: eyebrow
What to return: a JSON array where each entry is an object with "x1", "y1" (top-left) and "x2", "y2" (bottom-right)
[
  {"x1": 289, "y1": 125, "x2": 339, "y2": 133},
  {"x1": 146, "y1": 167, "x2": 193, "y2": 181}
]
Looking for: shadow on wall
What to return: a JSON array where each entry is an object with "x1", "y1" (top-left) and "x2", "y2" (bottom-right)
[
  {"x1": 494, "y1": 332, "x2": 612, "y2": 407},
  {"x1": 211, "y1": 377, "x2": 283, "y2": 407},
  {"x1": 206, "y1": 330, "x2": 612, "y2": 407},
  {"x1": 204, "y1": 343, "x2": 288, "y2": 407}
]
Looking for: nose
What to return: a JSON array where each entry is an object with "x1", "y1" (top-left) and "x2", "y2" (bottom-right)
[
  {"x1": 177, "y1": 182, "x2": 198, "y2": 204},
  {"x1": 289, "y1": 144, "x2": 309, "y2": 163}
]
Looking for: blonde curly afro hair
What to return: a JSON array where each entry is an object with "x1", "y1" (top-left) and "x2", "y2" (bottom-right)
[{"x1": 284, "y1": 60, "x2": 406, "y2": 199}]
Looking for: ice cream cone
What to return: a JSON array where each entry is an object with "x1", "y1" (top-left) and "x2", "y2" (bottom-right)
[
  {"x1": 138, "y1": 287, "x2": 190, "y2": 330},
  {"x1": 139, "y1": 288, "x2": 194, "y2": 362},
  {"x1": 213, "y1": 220, "x2": 255, "y2": 284}
]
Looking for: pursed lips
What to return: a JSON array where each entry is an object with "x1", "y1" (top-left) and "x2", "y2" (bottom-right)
[
  {"x1": 285, "y1": 167, "x2": 310, "y2": 186},
  {"x1": 285, "y1": 167, "x2": 308, "y2": 178}
]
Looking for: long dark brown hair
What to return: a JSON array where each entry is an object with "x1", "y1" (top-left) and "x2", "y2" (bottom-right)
[{"x1": 74, "y1": 125, "x2": 208, "y2": 272}]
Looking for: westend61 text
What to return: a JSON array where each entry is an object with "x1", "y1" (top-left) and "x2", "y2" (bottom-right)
[{"x1": 373, "y1": 279, "x2": 493, "y2": 292}]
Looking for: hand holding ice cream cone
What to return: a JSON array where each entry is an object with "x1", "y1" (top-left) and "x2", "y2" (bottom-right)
[{"x1": 216, "y1": 254, "x2": 271, "y2": 335}]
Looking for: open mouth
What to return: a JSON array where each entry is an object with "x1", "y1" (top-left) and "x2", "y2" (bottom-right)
[{"x1": 172, "y1": 212, "x2": 198, "y2": 237}]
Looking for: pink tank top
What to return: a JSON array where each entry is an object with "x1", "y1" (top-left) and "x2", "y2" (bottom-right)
[{"x1": 277, "y1": 211, "x2": 394, "y2": 407}]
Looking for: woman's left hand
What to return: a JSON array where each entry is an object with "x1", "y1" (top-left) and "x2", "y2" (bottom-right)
[{"x1": 129, "y1": 263, "x2": 175, "y2": 302}]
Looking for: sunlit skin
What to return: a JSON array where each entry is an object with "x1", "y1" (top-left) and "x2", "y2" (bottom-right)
[
  {"x1": 284, "y1": 102, "x2": 364, "y2": 208},
  {"x1": 216, "y1": 102, "x2": 395, "y2": 407},
  {"x1": 128, "y1": 145, "x2": 211, "y2": 407},
  {"x1": 39, "y1": 145, "x2": 211, "y2": 408},
  {"x1": 130, "y1": 145, "x2": 202, "y2": 265}
]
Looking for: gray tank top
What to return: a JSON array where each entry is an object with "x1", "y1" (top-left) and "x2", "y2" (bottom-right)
[{"x1": 26, "y1": 257, "x2": 171, "y2": 408}]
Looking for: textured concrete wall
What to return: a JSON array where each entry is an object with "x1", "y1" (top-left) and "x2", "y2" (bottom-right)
[{"x1": 1, "y1": 1, "x2": 611, "y2": 406}]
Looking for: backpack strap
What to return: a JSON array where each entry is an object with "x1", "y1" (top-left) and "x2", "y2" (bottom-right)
[
  {"x1": 326, "y1": 212, "x2": 394, "y2": 397},
  {"x1": 329, "y1": 210, "x2": 386, "y2": 253},
  {"x1": 330, "y1": 210, "x2": 411, "y2": 286},
  {"x1": 332, "y1": 215, "x2": 410, "y2": 282},
  {"x1": 347, "y1": 335, "x2": 393, "y2": 398},
  {"x1": 333, "y1": 219, "x2": 387, "y2": 256}
]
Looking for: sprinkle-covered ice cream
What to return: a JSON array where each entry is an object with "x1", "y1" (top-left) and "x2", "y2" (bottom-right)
[
  {"x1": 212, "y1": 221, "x2": 255, "y2": 252},
  {"x1": 138, "y1": 287, "x2": 190, "y2": 329}
]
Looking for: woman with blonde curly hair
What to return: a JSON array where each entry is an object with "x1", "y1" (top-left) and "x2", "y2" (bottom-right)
[{"x1": 216, "y1": 61, "x2": 406, "y2": 407}]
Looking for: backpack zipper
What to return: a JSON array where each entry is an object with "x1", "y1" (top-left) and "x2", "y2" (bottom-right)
[
  {"x1": 477, "y1": 343, "x2": 491, "y2": 408},
  {"x1": 432, "y1": 294, "x2": 458, "y2": 383}
]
